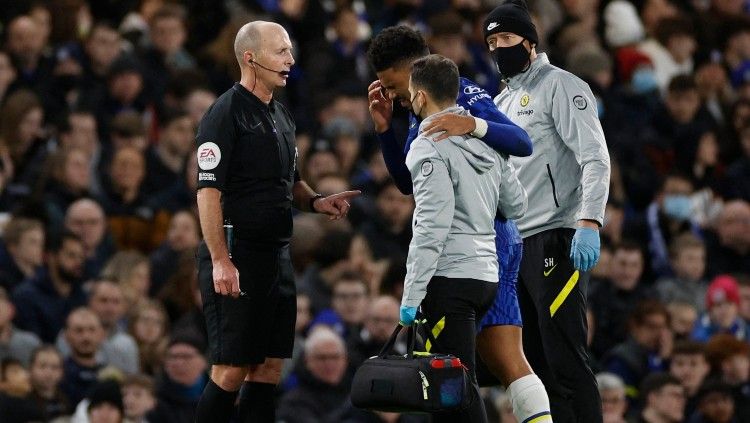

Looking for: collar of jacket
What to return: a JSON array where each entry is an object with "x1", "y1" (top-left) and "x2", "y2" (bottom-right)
[
  {"x1": 505, "y1": 52, "x2": 549, "y2": 90},
  {"x1": 417, "y1": 105, "x2": 468, "y2": 134},
  {"x1": 416, "y1": 105, "x2": 497, "y2": 173}
]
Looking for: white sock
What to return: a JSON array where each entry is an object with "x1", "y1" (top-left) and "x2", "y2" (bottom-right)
[{"x1": 508, "y1": 374, "x2": 553, "y2": 423}]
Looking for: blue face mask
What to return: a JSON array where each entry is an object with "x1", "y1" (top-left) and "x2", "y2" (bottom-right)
[
  {"x1": 663, "y1": 195, "x2": 692, "y2": 221},
  {"x1": 631, "y1": 68, "x2": 658, "y2": 94}
]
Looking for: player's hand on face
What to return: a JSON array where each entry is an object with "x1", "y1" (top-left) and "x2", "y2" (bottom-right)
[
  {"x1": 312, "y1": 190, "x2": 361, "y2": 220},
  {"x1": 368, "y1": 80, "x2": 393, "y2": 134},
  {"x1": 213, "y1": 257, "x2": 241, "y2": 298},
  {"x1": 421, "y1": 113, "x2": 476, "y2": 141}
]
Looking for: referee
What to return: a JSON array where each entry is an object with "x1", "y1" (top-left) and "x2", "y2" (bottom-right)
[
  {"x1": 484, "y1": 1, "x2": 611, "y2": 422},
  {"x1": 194, "y1": 21, "x2": 358, "y2": 423}
]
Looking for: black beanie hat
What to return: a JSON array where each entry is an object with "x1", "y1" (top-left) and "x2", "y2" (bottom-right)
[
  {"x1": 483, "y1": 0, "x2": 538, "y2": 45},
  {"x1": 87, "y1": 380, "x2": 124, "y2": 414},
  {"x1": 169, "y1": 330, "x2": 207, "y2": 354}
]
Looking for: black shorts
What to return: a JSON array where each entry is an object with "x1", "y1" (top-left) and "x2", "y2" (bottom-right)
[{"x1": 198, "y1": 239, "x2": 296, "y2": 365}]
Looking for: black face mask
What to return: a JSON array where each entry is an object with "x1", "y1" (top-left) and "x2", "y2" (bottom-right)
[{"x1": 492, "y1": 40, "x2": 531, "y2": 80}]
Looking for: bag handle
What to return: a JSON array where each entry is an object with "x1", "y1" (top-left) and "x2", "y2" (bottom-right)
[
  {"x1": 376, "y1": 316, "x2": 441, "y2": 358},
  {"x1": 376, "y1": 324, "x2": 404, "y2": 358},
  {"x1": 406, "y1": 318, "x2": 440, "y2": 357}
]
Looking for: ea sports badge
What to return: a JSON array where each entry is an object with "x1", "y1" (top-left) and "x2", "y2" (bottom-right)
[{"x1": 198, "y1": 142, "x2": 221, "y2": 170}]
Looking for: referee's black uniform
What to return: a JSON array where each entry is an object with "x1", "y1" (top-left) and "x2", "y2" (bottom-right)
[{"x1": 196, "y1": 82, "x2": 298, "y2": 365}]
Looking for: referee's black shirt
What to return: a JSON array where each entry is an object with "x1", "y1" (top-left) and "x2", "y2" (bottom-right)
[{"x1": 196, "y1": 83, "x2": 300, "y2": 242}]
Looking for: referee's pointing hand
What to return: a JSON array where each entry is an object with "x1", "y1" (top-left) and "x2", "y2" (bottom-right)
[
  {"x1": 213, "y1": 257, "x2": 241, "y2": 298},
  {"x1": 312, "y1": 190, "x2": 361, "y2": 220}
]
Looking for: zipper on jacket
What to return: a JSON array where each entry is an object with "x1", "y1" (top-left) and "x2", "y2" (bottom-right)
[{"x1": 546, "y1": 163, "x2": 560, "y2": 208}]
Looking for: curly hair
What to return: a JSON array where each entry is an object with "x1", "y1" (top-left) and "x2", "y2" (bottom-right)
[{"x1": 367, "y1": 26, "x2": 429, "y2": 72}]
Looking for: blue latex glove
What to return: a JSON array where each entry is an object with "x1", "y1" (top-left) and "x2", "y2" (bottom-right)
[
  {"x1": 570, "y1": 227, "x2": 600, "y2": 272},
  {"x1": 400, "y1": 305, "x2": 418, "y2": 326}
]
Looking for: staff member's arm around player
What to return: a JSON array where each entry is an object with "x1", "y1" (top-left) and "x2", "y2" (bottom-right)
[{"x1": 366, "y1": 26, "x2": 532, "y2": 195}]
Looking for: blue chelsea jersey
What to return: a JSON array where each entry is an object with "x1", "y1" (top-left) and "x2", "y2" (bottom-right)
[{"x1": 404, "y1": 77, "x2": 498, "y2": 154}]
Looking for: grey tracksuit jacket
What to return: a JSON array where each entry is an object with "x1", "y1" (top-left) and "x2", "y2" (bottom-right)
[
  {"x1": 494, "y1": 53, "x2": 611, "y2": 238},
  {"x1": 401, "y1": 106, "x2": 528, "y2": 308}
]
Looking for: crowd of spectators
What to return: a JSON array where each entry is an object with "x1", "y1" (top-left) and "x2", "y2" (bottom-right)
[{"x1": 0, "y1": 0, "x2": 748, "y2": 422}]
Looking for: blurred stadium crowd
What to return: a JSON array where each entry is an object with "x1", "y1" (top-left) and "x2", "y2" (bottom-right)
[{"x1": 0, "y1": 0, "x2": 748, "y2": 422}]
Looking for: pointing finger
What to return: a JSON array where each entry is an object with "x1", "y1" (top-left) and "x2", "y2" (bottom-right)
[{"x1": 331, "y1": 190, "x2": 361, "y2": 200}]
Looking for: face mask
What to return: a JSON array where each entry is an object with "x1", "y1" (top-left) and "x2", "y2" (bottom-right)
[
  {"x1": 409, "y1": 91, "x2": 424, "y2": 119},
  {"x1": 631, "y1": 68, "x2": 658, "y2": 94},
  {"x1": 492, "y1": 39, "x2": 531, "y2": 79},
  {"x1": 663, "y1": 194, "x2": 693, "y2": 221}
]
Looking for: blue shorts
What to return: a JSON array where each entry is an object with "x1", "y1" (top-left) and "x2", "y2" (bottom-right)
[{"x1": 479, "y1": 242, "x2": 523, "y2": 329}]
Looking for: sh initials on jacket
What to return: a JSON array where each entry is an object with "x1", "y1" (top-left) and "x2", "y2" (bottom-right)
[{"x1": 544, "y1": 257, "x2": 557, "y2": 277}]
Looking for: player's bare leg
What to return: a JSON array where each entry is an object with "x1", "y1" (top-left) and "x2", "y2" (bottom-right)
[{"x1": 478, "y1": 326, "x2": 552, "y2": 422}]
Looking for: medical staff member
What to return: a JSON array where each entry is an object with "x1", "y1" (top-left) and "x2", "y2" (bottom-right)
[
  {"x1": 485, "y1": 1, "x2": 611, "y2": 422},
  {"x1": 400, "y1": 53, "x2": 527, "y2": 423}
]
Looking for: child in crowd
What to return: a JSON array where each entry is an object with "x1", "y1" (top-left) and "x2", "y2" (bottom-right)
[
  {"x1": 656, "y1": 233, "x2": 708, "y2": 313},
  {"x1": 693, "y1": 275, "x2": 748, "y2": 342}
]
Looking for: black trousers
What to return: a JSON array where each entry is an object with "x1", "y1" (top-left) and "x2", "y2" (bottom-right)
[
  {"x1": 518, "y1": 228, "x2": 602, "y2": 423},
  {"x1": 420, "y1": 276, "x2": 497, "y2": 423}
]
